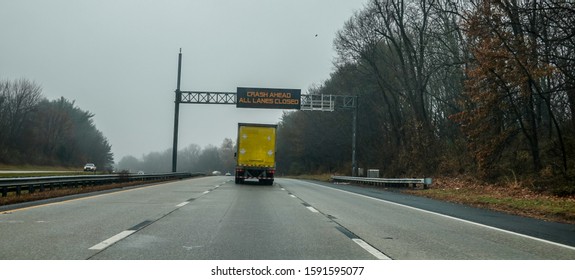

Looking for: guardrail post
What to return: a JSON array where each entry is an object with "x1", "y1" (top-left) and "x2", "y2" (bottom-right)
[
  {"x1": 424, "y1": 178, "x2": 432, "y2": 189},
  {"x1": 1, "y1": 187, "x2": 7, "y2": 197}
]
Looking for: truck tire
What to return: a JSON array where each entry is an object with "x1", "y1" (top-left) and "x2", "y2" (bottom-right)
[{"x1": 259, "y1": 179, "x2": 273, "y2": 185}]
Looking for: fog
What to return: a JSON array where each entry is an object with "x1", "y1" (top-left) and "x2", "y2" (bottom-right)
[{"x1": 0, "y1": 0, "x2": 367, "y2": 161}]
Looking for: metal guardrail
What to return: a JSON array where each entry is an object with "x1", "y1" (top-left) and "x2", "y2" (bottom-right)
[
  {"x1": 0, "y1": 172, "x2": 199, "y2": 197},
  {"x1": 331, "y1": 176, "x2": 432, "y2": 189}
]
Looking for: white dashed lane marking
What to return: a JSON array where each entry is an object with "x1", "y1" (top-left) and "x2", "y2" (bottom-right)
[
  {"x1": 353, "y1": 239, "x2": 391, "y2": 260},
  {"x1": 306, "y1": 206, "x2": 319, "y2": 213},
  {"x1": 89, "y1": 230, "x2": 136, "y2": 250},
  {"x1": 176, "y1": 202, "x2": 189, "y2": 207}
]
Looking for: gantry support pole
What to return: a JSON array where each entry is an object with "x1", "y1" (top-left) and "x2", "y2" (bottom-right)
[{"x1": 172, "y1": 50, "x2": 182, "y2": 172}]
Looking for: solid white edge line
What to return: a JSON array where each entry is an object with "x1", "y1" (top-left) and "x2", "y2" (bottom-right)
[
  {"x1": 353, "y1": 238, "x2": 391, "y2": 260},
  {"x1": 89, "y1": 230, "x2": 136, "y2": 250},
  {"x1": 287, "y1": 179, "x2": 575, "y2": 251},
  {"x1": 306, "y1": 206, "x2": 319, "y2": 213},
  {"x1": 176, "y1": 202, "x2": 189, "y2": 207}
]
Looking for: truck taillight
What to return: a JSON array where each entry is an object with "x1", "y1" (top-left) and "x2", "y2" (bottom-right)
[{"x1": 268, "y1": 169, "x2": 275, "y2": 174}]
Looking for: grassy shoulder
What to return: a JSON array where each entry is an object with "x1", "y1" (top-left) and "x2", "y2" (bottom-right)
[
  {"x1": 290, "y1": 174, "x2": 575, "y2": 225},
  {"x1": 286, "y1": 174, "x2": 333, "y2": 182},
  {"x1": 0, "y1": 164, "x2": 98, "y2": 178},
  {"x1": 0, "y1": 164, "x2": 80, "y2": 171},
  {"x1": 404, "y1": 176, "x2": 575, "y2": 224},
  {"x1": 0, "y1": 172, "x2": 90, "y2": 178}
]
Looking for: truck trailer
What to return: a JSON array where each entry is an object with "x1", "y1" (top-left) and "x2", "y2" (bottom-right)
[{"x1": 235, "y1": 123, "x2": 277, "y2": 185}]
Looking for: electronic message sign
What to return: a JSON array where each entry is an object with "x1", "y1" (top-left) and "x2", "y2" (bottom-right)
[{"x1": 236, "y1": 87, "x2": 301, "y2": 109}]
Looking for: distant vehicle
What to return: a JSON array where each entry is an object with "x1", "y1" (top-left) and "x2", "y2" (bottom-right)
[
  {"x1": 83, "y1": 163, "x2": 96, "y2": 172},
  {"x1": 212, "y1": 171, "x2": 222, "y2": 176},
  {"x1": 137, "y1": 171, "x2": 144, "y2": 175},
  {"x1": 225, "y1": 172, "x2": 231, "y2": 176},
  {"x1": 235, "y1": 123, "x2": 277, "y2": 185}
]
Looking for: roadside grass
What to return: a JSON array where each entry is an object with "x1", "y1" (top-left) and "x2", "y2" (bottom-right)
[
  {"x1": 403, "y1": 176, "x2": 575, "y2": 224},
  {"x1": 285, "y1": 174, "x2": 332, "y2": 182},
  {"x1": 0, "y1": 164, "x2": 79, "y2": 171},
  {"x1": 0, "y1": 164, "x2": 101, "y2": 178},
  {"x1": 0, "y1": 172, "x2": 90, "y2": 178},
  {"x1": 288, "y1": 174, "x2": 575, "y2": 224}
]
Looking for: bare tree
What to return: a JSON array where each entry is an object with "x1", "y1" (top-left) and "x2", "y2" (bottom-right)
[
  {"x1": 0, "y1": 78, "x2": 42, "y2": 161},
  {"x1": 333, "y1": 0, "x2": 469, "y2": 174}
]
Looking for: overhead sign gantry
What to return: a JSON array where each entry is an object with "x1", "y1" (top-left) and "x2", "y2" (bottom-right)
[
  {"x1": 171, "y1": 51, "x2": 358, "y2": 175},
  {"x1": 177, "y1": 87, "x2": 302, "y2": 109}
]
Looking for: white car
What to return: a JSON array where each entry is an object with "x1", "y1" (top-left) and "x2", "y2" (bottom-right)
[{"x1": 83, "y1": 163, "x2": 96, "y2": 172}]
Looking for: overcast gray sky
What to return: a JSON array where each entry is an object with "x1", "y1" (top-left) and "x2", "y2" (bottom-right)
[{"x1": 0, "y1": 0, "x2": 367, "y2": 162}]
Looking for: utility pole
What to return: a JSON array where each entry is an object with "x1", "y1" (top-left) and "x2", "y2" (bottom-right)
[
  {"x1": 172, "y1": 49, "x2": 182, "y2": 172},
  {"x1": 352, "y1": 97, "x2": 358, "y2": 176},
  {"x1": 300, "y1": 95, "x2": 358, "y2": 176}
]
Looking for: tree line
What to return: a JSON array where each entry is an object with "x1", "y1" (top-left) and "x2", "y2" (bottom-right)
[
  {"x1": 276, "y1": 0, "x2": 575, "y2": 194},
  {"x1": 0, "y1": 78, "x2": 114, "y2": 169},
  {"x1": 116, "y1": 139, "x2": 236, "y2": 174}
]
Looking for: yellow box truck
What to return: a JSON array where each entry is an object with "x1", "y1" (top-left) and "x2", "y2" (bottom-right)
[{"x1": 235, "y1": 123, "x2": 277, "y2": 185}]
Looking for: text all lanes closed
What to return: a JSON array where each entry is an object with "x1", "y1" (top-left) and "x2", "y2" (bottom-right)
[{"x1": 236, "y1": 87, "x2": 301, "y2": 109}]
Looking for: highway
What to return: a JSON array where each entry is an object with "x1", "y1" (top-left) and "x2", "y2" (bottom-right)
[{"x1": 0, "y1": 176, "x2": 574, "y2": 260}]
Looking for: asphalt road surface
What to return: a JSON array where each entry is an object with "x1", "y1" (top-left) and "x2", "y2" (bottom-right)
[{"x1": 1, "y1": 176, "x2": 574, "y2": 260}]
